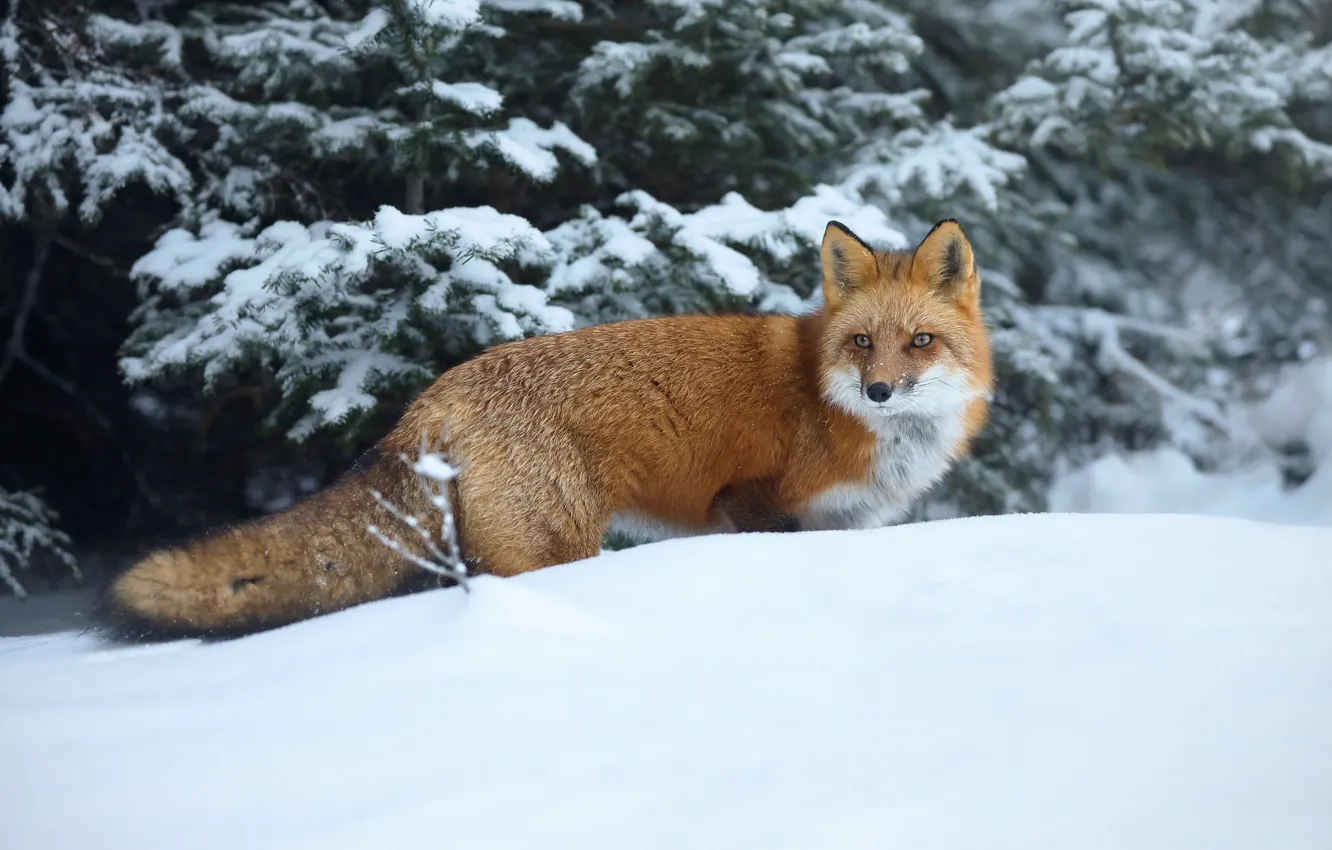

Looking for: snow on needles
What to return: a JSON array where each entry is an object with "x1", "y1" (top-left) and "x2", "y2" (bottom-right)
[
  {"x1": 484, "y1": 0, "x2": 584, "y2": 21},
  {"x1": 124, "y1": 206, "x2": 573, "y2": 439},
  {"x1": 412, "y1": 0, "x2": 482, "y2": 29},
  {"x1": 992, "y1": 0, "x2": 1332, "y2": 170},
  {"x1": 469, "y1": 118, "x2": 598, "y2": 183},
  {"x1": 547, "y1": 184, "x2": 904, "y2": 307},
  {"x1": 431, "y1": 80, "x2": 504, "y2": 115},
  {"x1": 0, "y1": 68, "x2": 192, "y2": 223},
  {"x1": 122, "y1": 174, "x2": 908, "y2": 439},
  {"x1": 0, "y1": 489, "x2": 79, "y2": 599},
  {"x1": 841, "y1": 123, "x2": 1027, "y2": 212}
]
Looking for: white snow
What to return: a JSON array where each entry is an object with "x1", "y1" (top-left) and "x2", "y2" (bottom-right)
[
  {"x1": 470, "y1": 118, "x2": 597, "y2": 183},
  {"x1": 429, "y1": 80, "x2": 504, "y2": 115},
  {"x1": 85, "y1": 15, "x2": 183, "y2": 69},
  {"x1": 124, "y1": 203, "x2": 573, "y2": 439},
  {"x1": 1247, "y1": 356, "x2": 1332, "y2": 462},
  {"x1": 780, "y1": 184, "x2": 907, "y2": 250},
  {"x1": 412, "y1": 452, "x2": 460, "y2": 482},
  {"x1": 3, "y1": 512, "x2": 1331, "y2": 850},
  {"x1": 127, "y1": 220, "x2": 257, "y2": 292},
  {"x1": 616, "y1": 189, "x2": 765, "y2": 296},
  {"x1": 994, "y1": 0, "x2": 1332, "y2": 171},
  {"x1": 0, "y1": 75, "x2": 193, "y2": 223},
  {"x1": 1049, "y1": 446, "x2": 1332, "y2": 527},
  {"x1": 544, "y1": 210, "x2": 659, "y2": 294},
  {"x1": 343, "y1": 8, "x2": 390, "y2": 49},
  {"x1": 773, "y1": 49, "x2": 831, "y2": 75},
  {"x1": 841, "y1": 122, "x2": 1027, "y2": 212},
  {"x1": 576, "y1": 41, "x2": 670, "y2": 98},
  {"x1": 485, "y1": 0, "x2": 583, "y2": 21},
  {"x1": 683, "y1": 185, "x2": 906, "y2": 262},
  {"x1": 0, "y1": 489, "x2": 79, "y2": 599},
  {"x1": 216, "y1": 19, "x2": 350, "y2": 68},
  {"x1": 1051, "y1": 357, "x2": 1332, "y2": 529},
  {"x1": 412, "y1": 0, "x2": 482, "y2": 29},
  {"x1": 568, "y1": 183, "x2": 908, "y2": 306},
  {"x1": 396, "y1": 79, "x2": 505, "y2": 116},
  {"x1": 304, "y1": 349, "x2": 420, "y2": 430}
]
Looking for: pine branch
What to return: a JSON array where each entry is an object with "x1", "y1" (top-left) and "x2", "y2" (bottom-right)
[{"x1": 53, "y1": 235, "x2": 125, "y2": 276}]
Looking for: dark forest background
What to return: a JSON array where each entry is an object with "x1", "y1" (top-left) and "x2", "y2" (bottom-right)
[{"x1": 3, "y1": 0, "x2": 1330, "y2": 595}]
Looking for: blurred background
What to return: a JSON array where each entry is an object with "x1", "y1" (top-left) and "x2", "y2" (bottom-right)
[{"x1": 2, "y1": 0, "x2": 1330, "y2": 610}]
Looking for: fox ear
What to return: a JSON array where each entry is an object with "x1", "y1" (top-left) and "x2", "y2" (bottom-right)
[
  {"x1": 911, "y1": 219, "x2": 978, "y2": 302},
  {"x1": 820, "y1": 221, "x2": 877, "y2": 308}
]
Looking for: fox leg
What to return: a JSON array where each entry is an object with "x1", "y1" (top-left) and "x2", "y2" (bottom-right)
[
  {"x1": 710, "y1": 479, "x2": 799, "y2": 533},
  {"x1": 451, "y1": 434, "x2": 608, "y2": 577}
]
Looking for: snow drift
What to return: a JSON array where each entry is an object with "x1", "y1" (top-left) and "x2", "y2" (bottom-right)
[{"x1": 2, "y1": 512, "x2": 1330, "y2": 850}]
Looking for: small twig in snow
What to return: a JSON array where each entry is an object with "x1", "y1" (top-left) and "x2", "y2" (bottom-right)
[{"x1": 367, "y1": 434, "x2": 470, "y2": 591}]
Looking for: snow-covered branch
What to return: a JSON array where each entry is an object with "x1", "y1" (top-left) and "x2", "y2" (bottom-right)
[
  {"x1": 368, "y1": 440, "x2": 469, "y2": 590},
  {"x1": 0, "y1": 488, "x2": 80, "y2": 598}
]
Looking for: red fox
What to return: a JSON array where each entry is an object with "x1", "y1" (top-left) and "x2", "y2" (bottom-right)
[{"x1": 102, "y1": 219, "x2": 993, "y2": 638}]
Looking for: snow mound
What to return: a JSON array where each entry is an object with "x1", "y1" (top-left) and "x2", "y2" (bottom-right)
[
  {"x1": 2, "y1": 513, "x2": 1330, "y2": 850},
  {"x1": 1051, "y1": 357, "x2": 1332, "y2": 528},
  {"x1": 1049, "y1": 445, "x2": 1332, "y2": 527}
]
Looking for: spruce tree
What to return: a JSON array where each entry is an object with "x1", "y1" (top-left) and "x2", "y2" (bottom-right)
[
  {"x1": 983, "y1": 0, "x2": 1332, "y2": 491},
  {"x1": 114, "y1": 0, "x2": 602, "y2": 440},
  {"x1": 2, "y1": 0, "x2": 1329, "y2": 585}
]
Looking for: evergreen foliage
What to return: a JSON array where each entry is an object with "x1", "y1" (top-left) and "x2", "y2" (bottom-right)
[
  {"x1": 1, "y1": 0, "x2": 1329, "y2": 581},
  {"x1": 0, "y1": 488, "x2": 79, "y2": 598}
]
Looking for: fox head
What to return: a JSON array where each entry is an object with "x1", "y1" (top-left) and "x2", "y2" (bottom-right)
[{"x1": 816, "y1": 219, "x2": 993, "y2": 429}]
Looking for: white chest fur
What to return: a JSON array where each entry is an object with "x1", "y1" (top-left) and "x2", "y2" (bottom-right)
[{"x1": 799, "y1": 410, "x2": 965, "y2": 531}]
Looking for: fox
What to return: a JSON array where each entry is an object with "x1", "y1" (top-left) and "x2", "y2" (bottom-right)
[{"x1": 100, "y1": 218, "x2": 994, "y2": 639}]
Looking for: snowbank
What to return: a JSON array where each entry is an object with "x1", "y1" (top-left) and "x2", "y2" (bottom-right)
[
  {"x1": 1048, "y1": 445, "x2": 1332, "y2": 527},
  {"x1": 1051, "y1": 357, "x2": 1332, "y2": 527},
  {"x1": 2, "y1": 512, "x2": 1329, "y2": 849}
]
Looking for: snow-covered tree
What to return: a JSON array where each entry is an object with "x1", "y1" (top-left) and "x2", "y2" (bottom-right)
[
  {"x1": 114, "y1": 0, "x2": 600, "y2": 439},
  {"x1": 0, "y1": 488, "x2": 79, "y2": 598},
  {"x1": 3, "y1": 0, "x2": 1329, "y2": 558},
  {"x1": 119, "y1": 0, "x2": 1032, "y2": 444},
  {"x1": 994, "y1": 0, "x2": 1332, "y2": 174},
  {"x1": 962, "y1": 0, "x2": 1332, "y2": 502},
  {"x1": 0, "y1": 8, "x2": 192, "y2": 227},
  {"x1": 124, "y1": 206, "x2": 577, "y2": 440},
  {"x1": 568, "y1": 0, "x2": 926, "y2": 207}
]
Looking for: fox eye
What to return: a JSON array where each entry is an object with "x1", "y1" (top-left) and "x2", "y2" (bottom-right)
[
  {"x1": 911, "y1": 333, "x2": 935, "y2": 348},
  {"x1": 852, "y1": 334, "x2": 872, "y2": 348}
]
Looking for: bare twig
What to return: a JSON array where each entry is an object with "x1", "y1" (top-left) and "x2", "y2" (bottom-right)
[
  {"x1": 0, "y1": 234, "x2": 50, "y2": 394},
  {"x1": 53, "y1": 234, "x2": 124, "y2": 276},
  {"x1": 367, "y1": 434, "x2": 470, "y2": 590}
]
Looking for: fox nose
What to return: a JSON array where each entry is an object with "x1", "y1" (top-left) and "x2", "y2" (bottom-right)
[{"x1": 865, "y1": 382, "x2": 893, "y2": 403}]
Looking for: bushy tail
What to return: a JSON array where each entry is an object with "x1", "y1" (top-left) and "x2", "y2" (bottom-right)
[{"x1": 98, "y1": 447, "x2": 438, "y2": 640}]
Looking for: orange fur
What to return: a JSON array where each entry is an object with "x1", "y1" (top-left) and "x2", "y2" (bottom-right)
[{"x1": 102, "y1": 220, "x2": 994, "y2": 638}]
